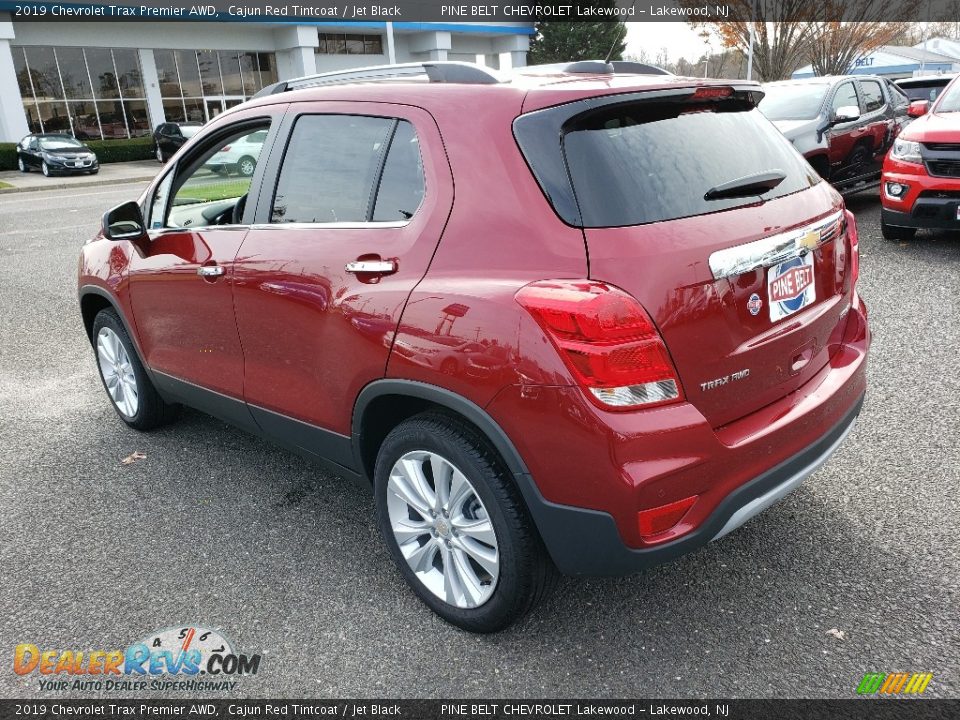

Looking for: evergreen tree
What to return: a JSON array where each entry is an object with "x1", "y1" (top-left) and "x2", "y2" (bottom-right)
[{"x1": 529, "y1": 12, "x2": 628, "y2": 65}]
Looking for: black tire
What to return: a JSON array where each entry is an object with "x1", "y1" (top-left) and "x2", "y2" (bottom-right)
[
  {"x1": 374, "y1": 411, "x2": 555, "y2": 632},
  {"x1": 91, "y1": 308, "x2": 180, "y2": 431},
  {"x1": 236, "y1": 155, "x2": 256, "y2": 177},
  {"x1": 41, "y1": 161, "x2": 50, "y2": 177},
  {"x1": 88, "y1": 168, "x2": 99, "y2": 175},
  {"x1": 881, "y1": 215, "x2": 917, "y2": 241},
  {"x1": 156, "y1": 145, "x2": 166, "y2": 164},
  {"x1": 17, "y1": 156, "x2": 28, "y2": 173}
]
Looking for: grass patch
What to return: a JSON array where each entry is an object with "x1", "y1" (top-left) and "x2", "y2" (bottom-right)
[
  {"x1": 174, "y1": 178, "x2": 250, "y2": 205},
  {"x1": 0, "y1": 181, "x2": 13, "y2": 189}
]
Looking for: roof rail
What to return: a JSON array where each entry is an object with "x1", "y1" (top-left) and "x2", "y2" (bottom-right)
[
  {"x1": 251, "y1": 61, "x2": 503, "y2": 99},
  {"x1": 518, "y1": 60, "x2": 673, "y2": 76}
]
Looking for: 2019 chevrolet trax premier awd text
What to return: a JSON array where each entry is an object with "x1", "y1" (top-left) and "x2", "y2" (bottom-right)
[{"x1": 79, "y1": 61, "x2": 870, "y2": 632}]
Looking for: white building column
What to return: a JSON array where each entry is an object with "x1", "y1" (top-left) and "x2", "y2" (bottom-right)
[
  {"x1": 138, "y1": 48, "x2": 166, "y2": 128},
  {"x1": 274, "y1": 25, "x2": 318, "y2": 80},
  {"x1": 494, "y1": 35, "x2": 529, "y2": 70},
  {"x1": 385, "y1": 22, "x2": 396, "y2": 64},
  {"x1": 409, "y1": 31, "x2": 451, "y2": 62},
  {"x1": 0, "y1": 17, "x2": 29, "y2": 143}
]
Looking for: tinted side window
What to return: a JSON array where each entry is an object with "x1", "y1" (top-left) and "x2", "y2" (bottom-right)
[
  {"x1": 860, "y1": 80, "x2": 885, "y2": 112},
  {"x1": 832, "y1": 83, "x2": 859, "y2": 114},
  {"x1": 373, "y1": 120, "x2": 425, "y2": 221},
  {"x1": 272, "y1": 115, "x2": 394, "y2": 224}
]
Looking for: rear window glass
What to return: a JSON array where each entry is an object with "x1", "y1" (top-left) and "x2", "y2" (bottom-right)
[
  {"x1": 757, "y1": 83, "x2": 829, "y2": 121},
  {"x1": 563, "y1": 103, "x2": 818, "y2": 228}
]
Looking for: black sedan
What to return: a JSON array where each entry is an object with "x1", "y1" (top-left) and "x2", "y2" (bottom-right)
[
  {"x1": 153, "y1": 121, "x2": 203, "y2": 163},
  {"x1": 17, "y1": 134, "x2": 99, "y2": 176}
]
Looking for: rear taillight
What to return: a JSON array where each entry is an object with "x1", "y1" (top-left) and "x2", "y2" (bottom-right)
[
  {"x1": 220, "y1": 145, "x2": 232, "y2": 152},
  {"x1": 515, "y1": 280, "x2": 684, "y2": 410},
  {"x1": 845, "y1": 209, "x2": 860, "y2": 287}
]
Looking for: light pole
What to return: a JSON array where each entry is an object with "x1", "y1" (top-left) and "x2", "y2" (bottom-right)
[{"x1": 700, "y1": 30, "x2": 711, "y2": 78}]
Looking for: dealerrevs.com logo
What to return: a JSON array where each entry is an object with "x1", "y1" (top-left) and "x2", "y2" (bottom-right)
[{"x1": 14, "y1": 626, "x2": 261, "y2": 692}]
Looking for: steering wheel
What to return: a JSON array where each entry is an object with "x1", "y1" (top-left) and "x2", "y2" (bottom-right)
[{"x1": 232, "y1": 193, "x2": 248, "y2": 225}]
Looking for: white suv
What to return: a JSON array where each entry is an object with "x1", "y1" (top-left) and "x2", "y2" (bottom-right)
[{"x1": 205, "y1": 130, "x2": 266, "y2": 177}]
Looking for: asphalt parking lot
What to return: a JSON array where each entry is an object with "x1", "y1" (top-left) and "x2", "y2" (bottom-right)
[{"x1": 0, "y1": 181, "x2": 957, "y2": 699}]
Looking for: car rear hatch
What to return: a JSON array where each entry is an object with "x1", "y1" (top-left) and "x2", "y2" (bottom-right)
[{"x1": 515, "y1": 84, "x2": 855, "y2": 428}]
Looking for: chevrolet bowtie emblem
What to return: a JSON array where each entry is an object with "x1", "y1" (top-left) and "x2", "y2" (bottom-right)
[{"x1": 798, "y1": 229, "x2": 821, "y2": 252}]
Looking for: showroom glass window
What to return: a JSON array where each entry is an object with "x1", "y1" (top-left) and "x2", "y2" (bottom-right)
[
  {"x1": 151, "y1": 50, "x2": 278, "y2": 124},
  {"x1": 317, "y1": 33, "x2": 383, "y2": 55},
  {"x1": 11, "y1": 45, "x2": 148, "y2": 139}
]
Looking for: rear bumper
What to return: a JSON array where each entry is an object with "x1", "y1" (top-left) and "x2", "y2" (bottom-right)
[
  {"x1": 515, "y1": 393, "x2": 862, "y2": 575},
  {"x1": 491, "y1": 296, "x2": 870, "y2": 575}
]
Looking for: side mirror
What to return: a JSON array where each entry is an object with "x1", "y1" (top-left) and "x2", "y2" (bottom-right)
[
  {"x1": 102, "y1": 200, "x2": 147, "y2": 241},
  {"x1": 908, "y1": 100, "x2": 929, "y2": 117},
  {"x1": 832, "y1": 105, "x2": 860, "y2": 124}
]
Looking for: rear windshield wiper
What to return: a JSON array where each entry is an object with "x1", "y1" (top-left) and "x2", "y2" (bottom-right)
[{"x1": 704, "y1": 170, "x2": 787, "y2": 201}]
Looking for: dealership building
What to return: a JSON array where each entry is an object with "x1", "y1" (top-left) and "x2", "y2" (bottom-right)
[{"x1": 0, "y1": 15, "x2": 534, "y2": 143}]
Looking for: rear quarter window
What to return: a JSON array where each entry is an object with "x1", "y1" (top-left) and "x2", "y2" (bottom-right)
[{"x1": 562, "y1": 102, "x2": 818, "y2": 228}]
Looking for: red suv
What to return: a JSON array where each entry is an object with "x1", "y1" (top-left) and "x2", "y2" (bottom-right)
[
  {"x1": 881, "y1": 74, "x2": 960, "y2": 240},
  {"x1": 79, "y1": 61, "x2": 870, "y2": 632}
]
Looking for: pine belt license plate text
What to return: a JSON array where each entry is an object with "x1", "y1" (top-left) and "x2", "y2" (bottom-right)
[{"x1": 767, "y1": 253, "x2": 816, "y2": 322}]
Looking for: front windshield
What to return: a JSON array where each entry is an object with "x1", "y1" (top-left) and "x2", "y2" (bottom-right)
[
  {"x1": 39, "y1": 137, "x2": 84, "y2": 151},
  {"x1": 758, "y1": 83, "x2": 830, "y2": 121},
  {"x1": 180, "y1": 125, "x2": 202, "y2": 138},
  {"x1": 934, "y1": 79, "x2": 960, "y2": 111}
]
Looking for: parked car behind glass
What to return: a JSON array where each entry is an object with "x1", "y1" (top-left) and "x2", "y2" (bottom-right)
[
  {"x1": 205, "y1": 130, "x2": 267, "y2": 177},
  {"x1": 759, "y1": 75, "x2": 910, "y2": 194}
]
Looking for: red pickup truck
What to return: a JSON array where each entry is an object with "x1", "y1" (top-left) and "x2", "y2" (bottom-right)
[{"x1": 881, "y1": 74, "x2": 960, "y2": 239}]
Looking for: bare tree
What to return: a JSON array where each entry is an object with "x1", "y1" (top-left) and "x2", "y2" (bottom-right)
[
  {"x1": 686, "y1": 0, "x2": 816, "y2": 81},
  {"x1": 806, "y1": 1, "x2": 918, "y2": 76}
]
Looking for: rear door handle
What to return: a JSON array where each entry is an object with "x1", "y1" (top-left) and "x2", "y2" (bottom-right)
[
  {"x1": 345, "y1": 260, "x2": 397, "y2": 274},
  {"x1": 197, "y1": 266, "x2": 225, "y2": 277}
]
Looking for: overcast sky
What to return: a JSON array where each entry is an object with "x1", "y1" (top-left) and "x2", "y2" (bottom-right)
[{"x1": 625, "y1": 22, "x2": 713, "y2": 64}]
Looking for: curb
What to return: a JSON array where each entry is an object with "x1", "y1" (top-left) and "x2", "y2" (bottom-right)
[{"x1": 0, "y1": 175, "x2": 156, "y2": 194}]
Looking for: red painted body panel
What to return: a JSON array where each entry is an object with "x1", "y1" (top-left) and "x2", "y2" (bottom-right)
[
  {"x1": 127, "y1": 227, "x2": 248, "y2": 397},
  {"x1": 585, "y1": 183, "x2": 850, "y2": 428},
  {"x1": 485, "y1": 294, "x2": 868, "y2": 549},
  {"x1": 234, "y1": 102, "x2": 454, "y2": 435}
]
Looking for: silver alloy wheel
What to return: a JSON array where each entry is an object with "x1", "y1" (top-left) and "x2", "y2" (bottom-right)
[
  {"x1": 156, "y1": 145, "x2": 163, "y2": 162},
  {"x1": 41, "y1": 161, "x2": 49, "y2": 177},
  {"x1": 17, "y1": 157, "x2": 25, "y2": 172},
  {"x1": 238, "y1": 158, "x2": 255, "y2": 176},
  {"x1": 387, "y1": 450, "x2": 500, "y2": 609},
  {"x1": 96, "y1": 327, "x2": 139, "y2": 418}
]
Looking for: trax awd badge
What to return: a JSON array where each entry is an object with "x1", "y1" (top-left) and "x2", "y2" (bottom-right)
[{"x1": 700, "y1": 368, "x2": 750, "y2": 393}]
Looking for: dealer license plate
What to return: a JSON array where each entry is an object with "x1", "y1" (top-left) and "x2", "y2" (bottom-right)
[{"x1": 767, "y1": 253, "x2": 816, "y2": 322}]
